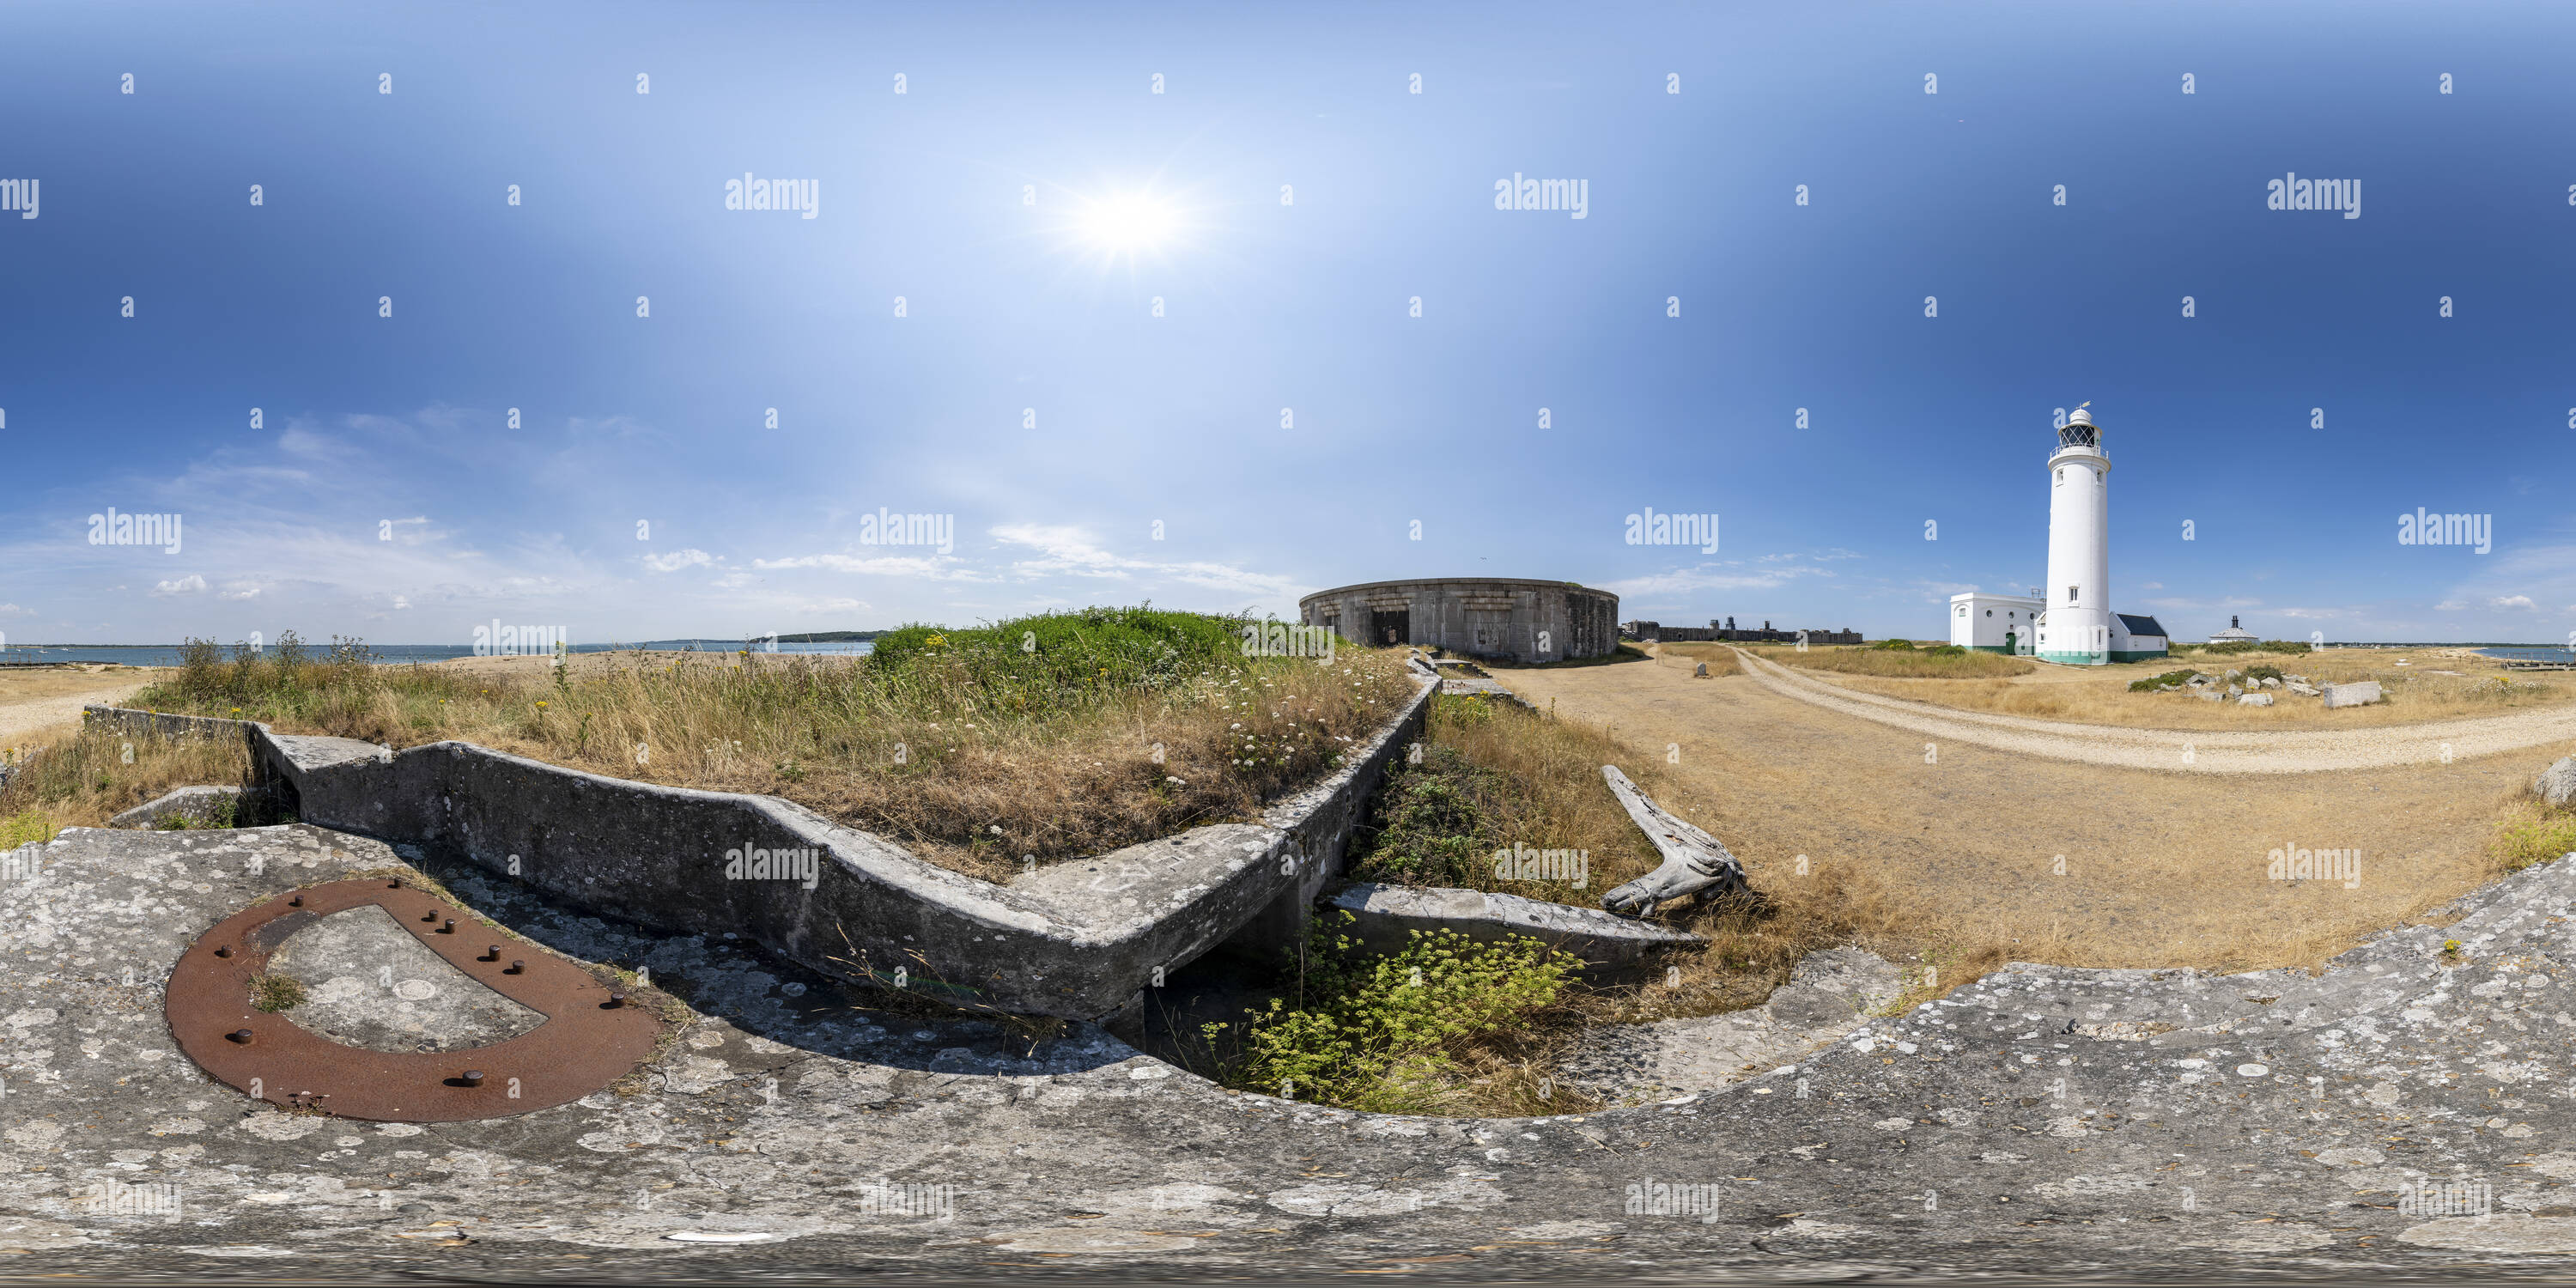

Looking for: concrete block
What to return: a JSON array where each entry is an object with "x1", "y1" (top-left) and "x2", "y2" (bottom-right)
[
  {"x1": 2238, "y1": 692, "x2": 2274, "y2": 707},
  {"x1": 1324, "y1": 881, "x2": 1702, "y2": 980},
  {"x1": 109, "y1": 785, "x2": 241, "y2": 829},
  {"x1": 2321, "y1": 680, "x2": 2384, "y2": 708}
]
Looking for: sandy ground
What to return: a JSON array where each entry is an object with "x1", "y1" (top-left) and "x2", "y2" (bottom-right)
[
  {"x1": 1734, "y1": 647, "x2": 2576, "y2": 774},
  {"x1": 1494, "y1": 648, "x2": 2575, "y2": 974},
  {"x1": 0, "y1": 667, "x2": 159, "y2": 747}
]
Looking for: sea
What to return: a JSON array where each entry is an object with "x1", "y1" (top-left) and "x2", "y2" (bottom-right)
[
  {"x1": 0, "y1": 640, "x2": 871, "y2": 667},
  {"x1": 2479, "y1": 647, "x2": 2576, "y2": 664}
]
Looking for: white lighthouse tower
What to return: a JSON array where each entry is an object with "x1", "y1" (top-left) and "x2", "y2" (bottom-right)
[{"x1": 2038, "y1": 404, "x2": 2112, "y2": 665}]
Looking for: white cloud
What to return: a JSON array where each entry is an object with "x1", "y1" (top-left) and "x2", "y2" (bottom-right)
[
  {"x1": 1604, "y1": 561, "x2": 1832, "y2": 598},
  {"x1": 151, "y1": 574, "x2": 208, "y2": 597},
  {"x1": 2490, "y1": 595, "x2": 2537, "y2": 610},
  {"x1": 0, "y1": 603, "x2": 27, "y2": 617},
  {"x1": 218, "y1": 585, "x2": 261, "y2": 601},
  {"x1": 643, "y1": 548, "x2": 718, "y2": 573},
  {"x1": 2139, "y1": 581, "x2": 2163, "y2": 591},
  {"x1": 752, "y1": 552, "x2": 986, "y2": 580}
]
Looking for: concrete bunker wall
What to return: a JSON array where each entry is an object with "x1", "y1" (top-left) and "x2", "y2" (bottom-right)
[
  {"x1": 84, "y1": 668, "x2": 1434, "y2": 1022},
  {"x1": 1299, "y1": 578, "x2": 1619, "y2": 665}
]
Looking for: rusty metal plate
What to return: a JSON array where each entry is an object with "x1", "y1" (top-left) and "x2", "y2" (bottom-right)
[{"x1": 166, "y1": 878, "x2": 663, "y2": 1121}]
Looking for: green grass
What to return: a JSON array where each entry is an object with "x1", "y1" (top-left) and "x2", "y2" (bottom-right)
[
  {"x1": 2179, "y1": 640, "x2": 2312, "y2": 657},
  {"x1": 1206, "y1": 912, "x2": 1579, "y2": 1115},
  {"x1": 2128, "y1": 669, "x2": 2198, "y2": 692}
]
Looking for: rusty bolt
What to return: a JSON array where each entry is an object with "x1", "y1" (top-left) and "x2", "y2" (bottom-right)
[
  {"x1": 506, "y1": 960, "x2": 525, "y2": 975},
  {"x1": 605, "y1": 991, "x2": 628, "y2": 1009},
  {"x1": 386, "y1": 879, "x2": 401, "y2": 888},
  {"x1": 482, "y1": 945, "x2": 501, "y2": 962},
  {"x1": 460, "y1": 1070, "x2": 485, "y2": 1088},
  {"x1": 213, "y1": 945, "x2": 232, "y2": 958},
  {"x1": 422, "y1": 912, "x2": 437, "y2": 923},
  {"x1": 288, "y1": 895, "x2": 303, "y2": 907},
  {"x1": 226, "y1": 1029, "x2": 252, "y2": 1044},
  {"x1": 439, "y1": 919, "x2": 457, "y2": 934}
]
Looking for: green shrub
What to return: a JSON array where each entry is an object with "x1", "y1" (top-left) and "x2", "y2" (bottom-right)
[
  {"x1": 1212, "y1": 914, "x2": 1578, "y2": 1114},
  {"x1": 2242, "y1": 665, "x2": 2285, "y2": 684},
  {"x1": 866, "y1": 606, "x2": 1258, "y2": 717},
  {"x1": 2190, "y1": 640, "x2": 2311, "y2": 657},
  {"x1": 2128, "y1": 669, "x2": 2198, "y2": 692},
  {"x1": 1872, "y1": 638, "x2": 1918, "y2": 650}
]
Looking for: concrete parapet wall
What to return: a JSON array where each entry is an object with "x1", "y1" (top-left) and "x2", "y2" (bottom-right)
[{"x1": 83, "y1": 671, "x2": 1434, "y2": 1021}]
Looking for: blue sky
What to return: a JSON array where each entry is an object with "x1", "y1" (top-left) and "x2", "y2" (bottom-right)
[{"x1": 3, "y1": 1, "x2": 2571, "y2": 647}]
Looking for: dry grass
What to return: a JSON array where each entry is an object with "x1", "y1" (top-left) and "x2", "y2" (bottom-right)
[
  {"x1": 1497, "y1": 656, "x2": 2565, "y2": 995},
  {"x1": 1643, "y1": 642, "x2": 1742, "y2": 677},
  {"x1": 124, "y1": 615, "x2": 1421, "y2": 879},
  {"x1": 0, "y1": 725, "x2": 254, "y2": 848},
  {"x1": 1747, "y1": 642, "x2": 2037, "y2": 680},
  {"x1": 1801, "y1": 646, "x2": 2576, "y2": 731}
]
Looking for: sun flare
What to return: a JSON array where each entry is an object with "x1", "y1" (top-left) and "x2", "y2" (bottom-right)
[{"x1": 1075, "y1": 192, "x2": 1181, "y2": 252}]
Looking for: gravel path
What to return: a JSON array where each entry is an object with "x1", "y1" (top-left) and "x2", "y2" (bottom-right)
[
  {"x1": 0, "y1": 681, "x2": 149, "y2": 746},
  {"x1": 1734, "y1": 647, "x2": 2576, "y2": 775}
]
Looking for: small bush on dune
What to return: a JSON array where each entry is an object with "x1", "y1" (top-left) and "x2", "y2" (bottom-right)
[{"x1": 2128, "y1": 669, "x2": 2198, "y2": 692}]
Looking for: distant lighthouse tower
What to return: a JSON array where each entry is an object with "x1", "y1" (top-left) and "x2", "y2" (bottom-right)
[{"x1": 2039, "y1": 404, "x2": 2112, "y2": 665}]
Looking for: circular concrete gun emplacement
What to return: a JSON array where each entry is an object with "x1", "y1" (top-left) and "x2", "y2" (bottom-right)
[{"x1": 1299, "y1": 577, "x2": 1619, "y2": 665}]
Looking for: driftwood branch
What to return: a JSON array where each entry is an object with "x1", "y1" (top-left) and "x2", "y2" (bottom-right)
[{"x1": 1598, "y1": 765, "x2": 1749, "y2": 916}]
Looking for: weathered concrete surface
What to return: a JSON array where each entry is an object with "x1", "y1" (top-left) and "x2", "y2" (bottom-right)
[
  {"x1": 2323, "y1": 680, "x2": 2386, "y2": 709},
  {"x1": 266, "y1": 903, "x2": 545, "y2": 1054},
  {"x1": 108, "y1": 787, "x2": 241, "y2": 831},
  {"x1": 1325, "y1": 881, "x2": 1702, "y2": 977},
  {"x1": 1559, "y1": 947, "x2": 1901, "y2": 1103},
  {"x1": 86, "y1": 675, "x2": 1433, "y2": 1023},
  {"x1": 16, "y1": 823, "x2": 2576, "y2": 1279}
]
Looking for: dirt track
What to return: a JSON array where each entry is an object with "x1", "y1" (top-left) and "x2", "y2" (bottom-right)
[
  {"x1": 1730, "y1": 647, "x2": 2576, "y2": 775},
  {"x1": 1492, "y1": 649, "x2": 2575, "y2": 974}
]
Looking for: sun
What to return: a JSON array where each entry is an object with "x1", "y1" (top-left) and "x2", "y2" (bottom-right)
[{"x1": 1074, "y1": 192, "x2": 1182, "y2": 253}]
